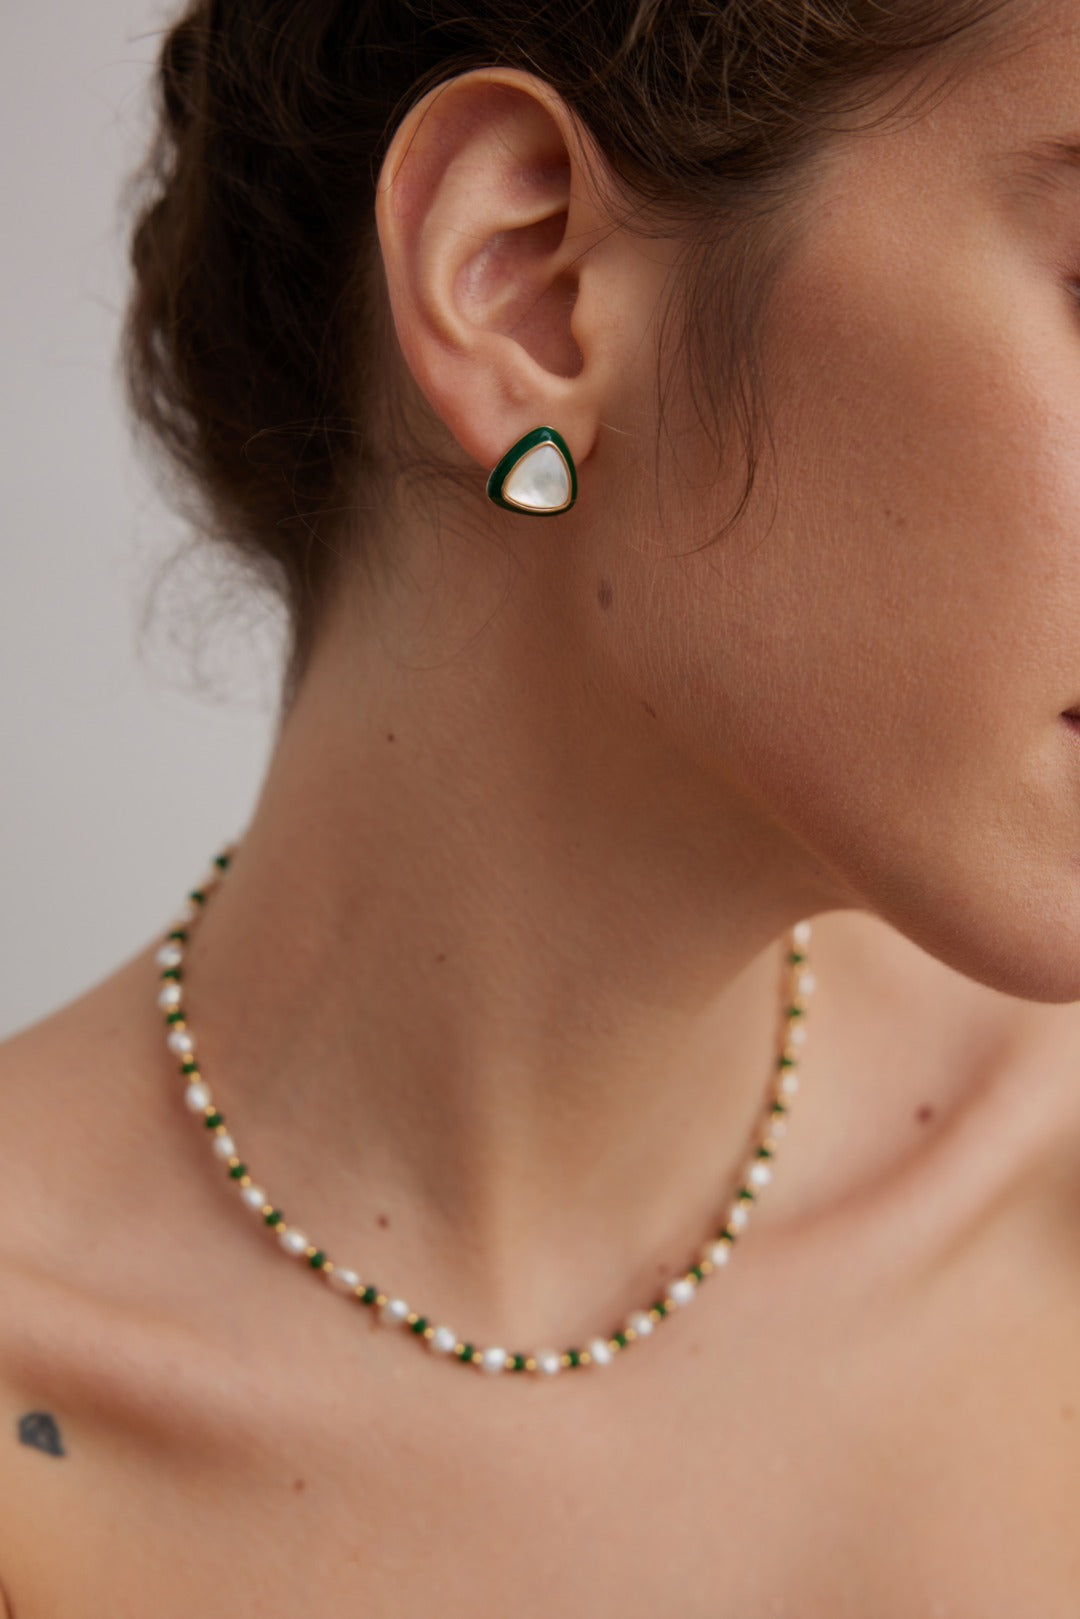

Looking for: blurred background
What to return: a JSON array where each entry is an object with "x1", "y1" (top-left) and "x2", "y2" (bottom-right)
[{"x1": 1, "y1": 1, "x2": 283, "y2": 1036}]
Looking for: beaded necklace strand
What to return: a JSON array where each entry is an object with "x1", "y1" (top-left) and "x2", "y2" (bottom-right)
[{"x1": 156, "y1": 842, "x2": 814, "y2": 1378}]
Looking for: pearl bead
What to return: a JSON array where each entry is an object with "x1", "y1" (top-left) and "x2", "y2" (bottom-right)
[
  {"x1": 157, "y1": 982, "x2": 182, "y2": 1011},
  {"x1": 706, "y1": 1240, "x2": 732, "y2": 1267},
  {"x1": 627, "y1": 1310, "x2": 654, "y2": 1337},
  {"x1": 328, "y1": 1266, "x2": 360, "y2": 1293},
  {"x1": 379, "y1": 1297, "x2": 410, "y2": 1327},
  {"x1": 535, "y1": 1348, "x2": 562, "y2": 1375},
  {"x1": 587, "y1": 1337, "x2": 613, "y2": 1366},
  {"x1": 211, "y1": 1132, "x2": 236, "y2": 1159},
  {"x1": 728, "y1": 1202, "x2": 749, "y2": 1231},
  {"x1": 787, "y1": 1023, "x2": 807, "y2": 1046},
  {"x1": 779, "y1": 1071, "x2": 800, "y2": 1097},
  {"x1": 429, "y1": 1325, "x2": 457, "y2": 1355},
  {"x1": 174, "y1": 899, "x2": 200, "y2": 925},
  {"x1": 797, "y1": 970, "x2": 816, "y2": 996},
  {"x1": 279, "y1": 1228, "x2": 309, "y2": 1256},
  {"x1": 748, "y1": 1161, "x2": 772, "y2": 1188},
  {"x1": 667, "y1": 1277, "x2": 696, "y2": 1307},
  {"x1": 769, "y1": 1115, "x2": 788, "y2": 1138},
  {"x1": 792, "y1": 920, "x2": 812, "y2": 946},
  {"x1": 479, "y1": 1346, "x2": 507, "y2": 1374},
  {"x1": 183, "y1": 1081, "x2": 211, "y2": 1112},
  {"x1": 167, "y1": 1028, "x2": 195, "y2": 1056},
  {"x1": 156, "y1": 942, "x2": 183, "y2": 969},
  {"x1": 240, "y1": 1184, "x2": 266, "y2": 1210}
]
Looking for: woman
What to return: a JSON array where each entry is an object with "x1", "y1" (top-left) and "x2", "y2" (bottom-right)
[{"x1": 2, "y1": 0, "x2": 1080, "y2": 1610}]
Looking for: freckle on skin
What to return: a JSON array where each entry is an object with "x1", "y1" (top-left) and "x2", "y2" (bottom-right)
[
  {"x1": 642, "y1": 701, "x2": 657, "y2": 720},
  {"x1": 293, "y1": 1477, "x2": 306, "y2": 1492},
  {"x1": 377, "y1": 1213, "x2": 389, "y2": 1229},
  {"x1": 916, "y1": 1104, "x2": 934, "y2": 1124},
  {"x1": 386, "y1": 732, "x2": 395, "y2": 742},
  {"x1": 435, "y1": 952, "x2": 446, "y2": 963},
  {"x1": 597, "y1": 578, "x2": 613, "y2": 610}
]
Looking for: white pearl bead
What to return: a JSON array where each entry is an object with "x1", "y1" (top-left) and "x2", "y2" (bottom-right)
[
  {"x1": 728, "y1": 1202, "x2": 749, "y2": 1231},
  {"x1": 157, "y1": 982, "x2": 183, "y2": 1011},
  {"x1": 279, "y1": 1228, "x2": 309, "y2": 1256},
  {"x1": 667, "y1": 1277, "x2": 696, "y2": 1308},
  {"x1": 156, "y1": 942, "x2": 183, "y2": 969},
  {"x1": 240, "y1": 1184, "x2": 266, "y2": 1210},
  {"x1": 328, "y1": 1266, "x2": 360, "y2": 1293},
  {"x1": 379, "y1": 1297, "x2": 410, "y2": 1327},
  {"x1": 787, "y1": 1022, "x2": 807, "y2": 1046},
  {"x1": 627, "y1": 1310, "x2": 654, "y2": 1337},
  {"x1": 797, "y1": 970, "x2": 816, "y2": 996},
  {"x1": 429, "y1": 1325, "x2": 457, "y2": 1355},
  {"x1": 535, "y1": 1348, "x2": 562, "y2": 1375},
  {"x1": 586, "y1": 1337, "x2": 613, "y2": 1366},
  {"x1": 748, "y1": 1161, "x2": 772, "y2": 1188},
  {"x1": 780, "y1": 1071, "x2": 800, "y2": 1097},
  {"x1": 174, "y1": 899, "x2": 200, "y2": 925},
  {"x1": 479, "y1": 1346, "x2": 507, "y2": 1374},
  {"x1": 167, "y1": 1028, "x2": 195, "y2": 1056},
  {"x1": 792, "y1": 920, "x2": 812, "y2": 946},
  {"x1": 184, "y1": 1081, "x2": 212, "y2": 1112},
  {"x1": 211, "y1": 1132, "x2": 236, "y2": 1159},
  {"x1": 706, "y1": 1239, "x2": 732, "y2": 1267},
  {"x1": 769, "y1": 1115, "x2": 788, "y2": 1139}
]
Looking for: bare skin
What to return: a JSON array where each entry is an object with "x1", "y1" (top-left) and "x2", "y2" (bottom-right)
[{"x1": 4, "y1": 0, "x2": 1080, "y2": 1610}]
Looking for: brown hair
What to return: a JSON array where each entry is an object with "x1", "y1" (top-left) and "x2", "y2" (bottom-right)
[{"x1": 122, "y1": 0, "x2": 1017, "y2": 713}]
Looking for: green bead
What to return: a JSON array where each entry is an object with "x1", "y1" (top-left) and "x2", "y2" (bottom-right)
[
  {"x1": 738, "y1": 1186, "x2": 755, "y2": 1201},
  {"x1": 168, "y1": 929, "x2": 188, "y2": 943},
  {"x1": 204, "y1": 1112, "x2": 225, "y2": 1129},
  {"x1": 213, "y1": 853, "x2": 231, "y2": 870},
  {"x1": 165, "y1": 1010, "x2": 185, "y2": 1024},
  {"x1": 567, "y1": 1349, "x2": 581, "y2": 1367},
  {"x1": 651, "y1": 1300, "x2": 668, "y2": 1316},
  {"x1": 361, "y1": 1286, "x2": 378, "y2": 1305},
  {"x1": 786, "y1": 1004, "x2": 805, "y2": 1018},
  {"x1": 160, "y1": 967, "x2": 181, "y2": 982},
  {"x1": 181, "y1": 1059, "x2": 198, "y2": 1074},
  {"x1": 510, "y1": 1354, "x2": 527, "y2": 1372},
  {"x1": 778, "y1": 1054, "x2": 796, "y2": 1068},
  {"x1": 228, "y1": 1163, "x2": 246, "y2": 1179},
  {"x1": 457, "y1": 1343, "x2": 475, "y2": 1362},
  {"x1": 771, "y1": 1100, "x2": 788, "y2": 1115},
  {"x1": 690, "y1": 1265, "x2": 704, "y2": 1282},
  {"x1": 614, "y1": 1332, "x2": 628, "y2": 1349},
  {"x1": 189, "y1": 889, "x2": 207, "y2": 905},
  {"x1": 756, "y1": 1145, "x2": 774, "y2": 1159},
  {"x1": 410, "y1": 1316, "x2": 428, "y2": 1334},
  {"x1": 787, "y1": 950, "x2": 806, "y2": 964},
  {"x1": 264, "y1": 1209, "x2": 283, "y2": 1226},
  {"x1": 308, "y1": 1251, "x2": 326, "y2": 1269},
  {"x1": 719, "y1": 1228, "x2": 737, "y2": 1243}
]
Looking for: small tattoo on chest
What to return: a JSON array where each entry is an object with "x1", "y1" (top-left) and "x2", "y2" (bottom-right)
[{"x1": 17, "y1": 1410, "x2": 65, "y2": 1457}]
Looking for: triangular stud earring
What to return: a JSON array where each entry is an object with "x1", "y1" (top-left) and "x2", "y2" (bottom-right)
[{"x1": 485, "y1": 426, "x2": 577, "y2": 515}]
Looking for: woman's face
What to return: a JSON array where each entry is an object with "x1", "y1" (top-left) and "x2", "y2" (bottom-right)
[{"x1": 597, "y1": 0, "x2": 1080, "y2": 1000}]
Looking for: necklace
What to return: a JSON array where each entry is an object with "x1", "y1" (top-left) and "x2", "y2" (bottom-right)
[{"x1": 156, "y1": 842, "x2": 814, "y2": 1378}]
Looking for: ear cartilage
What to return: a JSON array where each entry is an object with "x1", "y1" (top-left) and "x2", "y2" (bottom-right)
[{"x1": 485, "y1": 426, "x2": 577, "y2": 515}]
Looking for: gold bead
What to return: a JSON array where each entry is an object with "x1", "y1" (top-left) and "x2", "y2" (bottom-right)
[
  {"x1": 260, "y1": 1202, "x2": 273, "y2": 1217},
  {"x1": 524, "y1": 1357, "x2": 537, "y2": 1371},
  {"x1": 422, "y1": 1325, "x2": 435, "y2": 1339},
  {"x1": 305, "y1": 1245, "x2": 318, "y2": 1259},
  {"x1": 560, "y1": 1353, "x2": 572, "y2": 1368},
  {"x1": 580, "y1": 1351, "x2": 592, "y2": 1366},
  {"x1": 624, "y1": 1327, "x2": 637, "y2": 1342},
  {"x1": 407, "y1": 1313, "x2": 420, "y2": 1326},
  {"x1": 374, "y1": 1293, "x2": 388, "y2": 1307},
  {"x1": 238, "y1": 1175, "x2": 251, "y2": 1187},
  {"x1": 699, "y1": 1258, "x2": 714, "y2": 1275}
]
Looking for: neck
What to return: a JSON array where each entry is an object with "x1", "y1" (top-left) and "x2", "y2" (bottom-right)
[{"x1": 166, "y1": 572, "x2": 1047, "y2": 1347}]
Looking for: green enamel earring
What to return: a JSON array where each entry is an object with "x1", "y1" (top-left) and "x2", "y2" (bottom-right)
[{"x1": 485, "y1": 425, "x2": 577, "y2": 515}]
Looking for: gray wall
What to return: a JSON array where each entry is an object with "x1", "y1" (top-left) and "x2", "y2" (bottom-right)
[{"x1": 1, "y1": 1, "x2": 282, "y2": 1036}]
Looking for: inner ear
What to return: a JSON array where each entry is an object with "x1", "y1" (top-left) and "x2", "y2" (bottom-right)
[{"x1": 456, "y1": 210, "x2": 583, "y2": 381}]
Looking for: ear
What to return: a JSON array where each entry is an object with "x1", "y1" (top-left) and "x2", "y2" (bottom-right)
[{"x1": 373, "y1": 67, "x2": 636, "y2": 492}]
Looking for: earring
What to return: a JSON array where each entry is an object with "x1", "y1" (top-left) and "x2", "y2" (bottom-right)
[{"x1": 485, "y1": 425, "x2": 577, "y2": 515}]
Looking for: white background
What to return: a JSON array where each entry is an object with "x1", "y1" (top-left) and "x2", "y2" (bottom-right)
[{"x1": 1, "y1": 1, "x2": 283, "y2": 1037}]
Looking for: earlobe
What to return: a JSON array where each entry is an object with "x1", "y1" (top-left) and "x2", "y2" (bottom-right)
[{"x1": 372, "y1": 67, "x2": 613, "y2": 485}]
